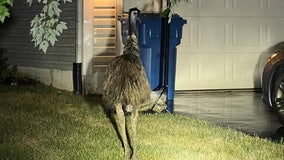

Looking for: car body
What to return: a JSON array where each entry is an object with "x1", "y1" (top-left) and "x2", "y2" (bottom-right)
[{"x1": 262, "y1": 48, "x2": 284, "y2": 125}]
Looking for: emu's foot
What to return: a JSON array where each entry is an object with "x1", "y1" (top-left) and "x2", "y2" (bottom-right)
[
  {"x1": 130, "y1": 154, "x2": 138, "y2": 160},
  {"x1": 124, "y1": 148, "x2": 131, "y2": 160}
]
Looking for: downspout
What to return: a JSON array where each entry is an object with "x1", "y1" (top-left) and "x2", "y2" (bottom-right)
[{"x1": 73, "y1": 0, "x2": 83, "y2": 95}]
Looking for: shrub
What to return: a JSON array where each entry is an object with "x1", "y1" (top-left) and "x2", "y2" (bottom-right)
[{"x1": 0, "y1": 48, "x2": 38, "y2": 85}]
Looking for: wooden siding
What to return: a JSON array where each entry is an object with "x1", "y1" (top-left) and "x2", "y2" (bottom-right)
[
  {"x1": 93, "y1": 0, "x2": 118, "y2": 68},
  {"x1": 0, "y1": 1, "x2": 76, "y2": 71}
]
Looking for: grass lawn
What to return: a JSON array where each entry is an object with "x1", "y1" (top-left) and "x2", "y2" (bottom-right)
[{"x1": 0, "y1": 84, "x2": 283, "y2": 160}]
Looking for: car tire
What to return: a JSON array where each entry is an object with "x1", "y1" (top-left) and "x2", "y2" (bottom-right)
[
  {"x1": 271, "y1": 68, "x2": 284, "y2": 111},
  {"x1": 276, "y1": 107, "x2": 284, "y2": 125}
]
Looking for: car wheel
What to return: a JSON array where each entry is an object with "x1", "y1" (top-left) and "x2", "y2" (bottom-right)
[
  {"x1": 276, "y1": 107, "x2": 284, "y2": 125},
  {"x1": 271, "y1": 70, "x2": 284, "y2": 111}
]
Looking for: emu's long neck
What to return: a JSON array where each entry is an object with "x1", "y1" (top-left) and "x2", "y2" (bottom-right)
[
  {"x1": 129, "y1": 15, "x2": 136, "y2": 35},
  {"x1": 123, "y1": 35, "x2": 140, "y2": 56},
  {"x1": 128, "y1": 8, "x2": 140, "y2": 35}
]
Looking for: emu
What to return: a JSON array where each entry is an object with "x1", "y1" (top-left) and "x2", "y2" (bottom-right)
[{"x1": 102, "y1": 34, "x2": 151, "y2": 160}]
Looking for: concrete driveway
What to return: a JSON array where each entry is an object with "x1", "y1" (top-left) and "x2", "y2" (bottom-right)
[{"x1": 174, "y1": 91, "x2": 284, "y2": 140}]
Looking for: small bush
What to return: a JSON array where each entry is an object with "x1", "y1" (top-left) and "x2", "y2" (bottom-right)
[{"x1": 0, "y1": 48, "x2": 39, "y2": 86}]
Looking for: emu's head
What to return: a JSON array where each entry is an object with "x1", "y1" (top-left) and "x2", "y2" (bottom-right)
[{"x1": 128, "y1": 8, "x2": 140, "y2": 35}]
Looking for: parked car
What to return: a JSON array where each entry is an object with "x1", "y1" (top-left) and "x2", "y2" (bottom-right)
[{"x1": 262, "y1": 47, "x2": 284, "y2": 125}]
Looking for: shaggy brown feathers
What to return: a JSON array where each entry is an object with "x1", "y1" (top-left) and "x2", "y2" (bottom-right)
[
  {"x1": 103, "y1": 35, "x2": 151, "y2": 108},
  {"x1": 102, "y1": 34, "x2": 151, "y2": 160}
]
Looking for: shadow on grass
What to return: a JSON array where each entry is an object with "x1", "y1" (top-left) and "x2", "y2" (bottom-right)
[
  {"x1": 84, "y1": 94, "x2": 125, "y2": 148},
  {"x1": 270, "y1": 126, "x2": 284, "y2": 143}
]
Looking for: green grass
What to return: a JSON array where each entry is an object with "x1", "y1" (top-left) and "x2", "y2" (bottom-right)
[{"x1": 0, "y1": 84, "x2": 283, "y2": 160}]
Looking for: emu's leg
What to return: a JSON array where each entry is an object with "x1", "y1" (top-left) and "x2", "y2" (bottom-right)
[
  {"x1": 130, "y1": 107, "x2": 139, "y2": 160},
  {"x1": 115, "y1": 103, "x2": 130, "y2": 159}
]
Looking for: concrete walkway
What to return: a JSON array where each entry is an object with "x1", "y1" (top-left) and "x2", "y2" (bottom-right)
[{"x1": 174, "y1": 91, "x2": 283, "y2": 139}]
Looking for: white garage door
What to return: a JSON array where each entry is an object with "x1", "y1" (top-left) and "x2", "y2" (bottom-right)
[{"x1": 175, "y1": 0, "x2": 284, "y2": 90}]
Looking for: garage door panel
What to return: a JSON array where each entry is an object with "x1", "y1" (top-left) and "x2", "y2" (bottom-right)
[
  {"x1": 268, "y1": 0, "x2": 284, "y2": 11},
  {"x1": 174, "y1": 0, "x2": 284, "y2": 90},
  {"x1": 181, "y1": 17, "x2": 268, "y2": 50},
  {"x1": 232, "y1": 0, "x2": 263, "y2": 10},
  {"x1": 180, "y1": 17, "x2": 284, "y2": 51},
  {"x1": 232, "y1": 23, "x2": 263, "y2": 46},
  {"x1": 231, "y1": 55, "x2": 258, "y2": 82},
  {"x1": 177, "y1": 0, "x2": 229, "y2": 16},
  {"x1": 198, "y1": 24, "x2": 229, "y2": 46},
  {"x1": 177, "y1": 0, "x2": 284, "y2": 17},
  {"x1": 194, "y1": 0, "x2": 228, "y2": 9},
  {"x1": 199, "y1": 62, "x2": 226, "y2": 82},
  {"x1": 176, "y1": 52, "x2": 260, "y2": 90},
  {"x1": 267, "y1": 22, "x2": 284, "y2": 45},
  {"x1": 175, "y1": 53, "x2": 226, "y2": 90},
  {"x1": 182, "y1": 17, "x2": 231, "y2": 47},
  {"x1": 176, "y1": 53, "x2": 227, "y2": 90}
]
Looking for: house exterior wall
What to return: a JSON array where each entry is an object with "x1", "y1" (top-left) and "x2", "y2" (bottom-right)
[
  {"x1": 0, "y1": 1, "x2": 76, "y2": 91},
  {"x1": 18, "y1": 66, "x2": 73, "y2": 91},
  {"x1": 83, "y1": 0, "x2": 163, "y2": 94},
  {"x1": 123, "y1": 0, "x2": 163, "y2": 13}
]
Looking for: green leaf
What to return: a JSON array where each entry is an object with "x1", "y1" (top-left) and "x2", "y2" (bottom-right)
[
  {"x1": 39, "y1": 40, "x2": 49, "y2": 53},
  {"x1": 27, "y1": 0, "x2": 72, "y2": 53},
  {"x1": 26, "y1": 0, "x2": 33, "y2": 6},
  {"x1": 5, "y1": 0, "x2": 13, "y2": 6},
  {"x1": 63, "y1": 0, "x2": 72, "y2": 3},
  {"x1": 56, "y1": 21, "x2": 67, "y2": 33},
  {"x1": 0, "y1": 0, "x2": 12, "y2": 23},
  {"x1": 161, "y1": 0, "x2": 190, "y2": 23},
  {"x1": 48, "y1": 34, "x2": 58, "y2": 46},
  {"x1": 0, "y1": 16, "x2": 5, "y2": 23},
  {"x1": 48, "y1": 5, "x2": 54, "y2": 17},
  {"x1": 43, "y1": 5, "x2": 48, "y2": 13},
  {"x1": 161, "y1": 8, "x2": 170, "y2": 18}
]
